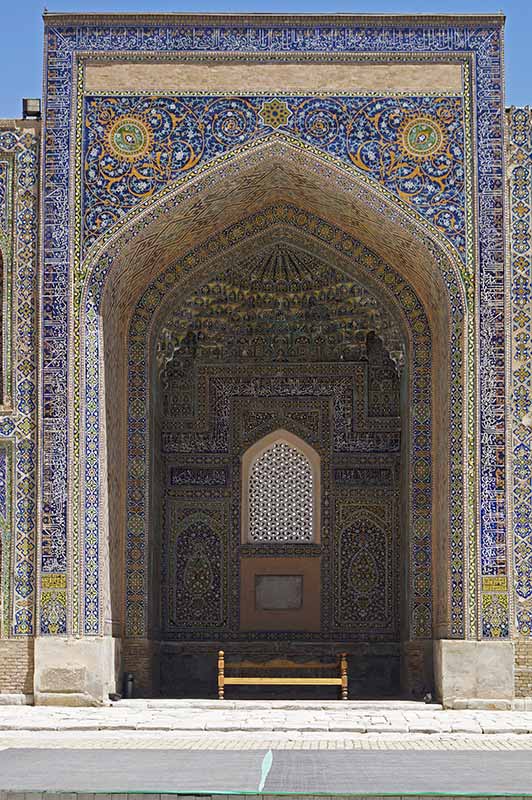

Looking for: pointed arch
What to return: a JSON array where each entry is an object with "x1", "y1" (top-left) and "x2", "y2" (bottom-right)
[
  {"x1": 126, "y1": 208, "x2": 432, "y2": 642},
  {"x1": 73, "y1": 138, "x2": 470, "y2": 658}
]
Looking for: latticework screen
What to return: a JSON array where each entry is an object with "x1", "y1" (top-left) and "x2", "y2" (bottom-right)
[{"x1": 248, "y1": 441, "x2": 314, "y2": 542}]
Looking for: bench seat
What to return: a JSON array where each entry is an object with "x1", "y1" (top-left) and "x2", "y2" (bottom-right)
[{"x1": 217, "y1": 651, "x2": 348, "y2": 699}]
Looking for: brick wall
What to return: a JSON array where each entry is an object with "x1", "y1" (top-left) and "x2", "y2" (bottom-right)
[
  {"x1": 123, "y1": 638, "x2": 160, "y2": 697},
  {"x1": 0, "y1": 639, "x2": 34, "y2": 694},
  {"x1": 515, "y1": 639, "x2": 532, "y2": 697}
]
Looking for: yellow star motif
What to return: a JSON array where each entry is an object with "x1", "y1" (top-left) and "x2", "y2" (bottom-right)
[{"x1": 259, "y1": 99, "x2": 292, "y2": 129}]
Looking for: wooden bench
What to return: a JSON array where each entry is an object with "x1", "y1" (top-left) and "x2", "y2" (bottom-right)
[{"x1": 217, "y1": 650, "x2": 348, "y2": 700}]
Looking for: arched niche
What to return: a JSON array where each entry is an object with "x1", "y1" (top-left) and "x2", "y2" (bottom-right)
[
  {"x1": 75, "y1": 139, "x2": 469, "y2": 692},
  {"x1": 130, "y1": 210, "x2": 457, "y2": 642}
]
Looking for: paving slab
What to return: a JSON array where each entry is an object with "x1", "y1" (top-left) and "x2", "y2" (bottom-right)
[{"x1": 4, "y1": 701, "x2": 532, "y2": 738}]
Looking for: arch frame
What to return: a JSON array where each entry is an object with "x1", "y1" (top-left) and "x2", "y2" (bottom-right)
[
  {"x1": 120, "y1": 203, "x2": 455, "y2": 644},
  {"x1": 73, "y1": 135, "x2": 470, "y2": 640},
  {"x1": 76, "y1": 115, "x2": 468, "y2": 641}
]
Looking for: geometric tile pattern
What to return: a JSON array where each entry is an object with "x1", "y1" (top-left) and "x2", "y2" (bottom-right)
[
  {"x1": 40, "y1": 16, "x2": 505, "y2": 639},
  {"x1": 248, "y1": 441, "x2": 314, "y2": 543},
  {"x1": 0, "y1": 127, "x2": 39, "y2": 637},
  {"x1": 508, "y1": 107, "x2": 532, "y2": 636}
]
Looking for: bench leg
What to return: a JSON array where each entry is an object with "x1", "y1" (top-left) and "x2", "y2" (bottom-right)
[
  {"x1": 341, "y1": 653, "x2": 348, "y2": 700},
  {"x1": 218, "y1": 649, "x2": 225, "y2": 699}
]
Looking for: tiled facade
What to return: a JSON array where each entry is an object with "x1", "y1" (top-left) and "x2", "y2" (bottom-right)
[
  {"x1": 0, "y1": 12, "x2": 529, "y2": 703},
  {"x1": 508, "y1": 106, "x2": 532, "y2": 697},
  {"x1": 0, "y1": 122, "x2": 39, "y2": 650}
]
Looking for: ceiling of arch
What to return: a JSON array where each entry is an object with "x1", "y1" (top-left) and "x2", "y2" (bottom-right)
[
  {"x1": 157, "y1": 239, "x2": 406, "y2": 378},
  {"x1": 98, "y1": 144, "x2": 460, "y2": 347}
]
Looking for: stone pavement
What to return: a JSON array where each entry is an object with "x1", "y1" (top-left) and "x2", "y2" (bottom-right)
[
  {"x1": 3, "y1": 728, "x2": 532, "y2": 751},
  {"x1": 1, "y1": 699, "x2": 532, "y2": 741},
  {"x1": 3, "y1": 702, "x2": 532, "y2": 796}
]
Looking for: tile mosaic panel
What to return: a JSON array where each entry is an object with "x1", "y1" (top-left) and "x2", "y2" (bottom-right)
[
  {"x1": 509, "y1": 107, "x2": 532, "y2": 636},
  {"x1": 335, "y1": 491, "x2": 398, "y2": 634},
  {"x1": 0, "y1": 443, "x2": 13, "y2": 637},
  {"x1": 0, "y1": 156, "x2": 13, "y2": 406},
  {"x1": 82, "y1": 93, "x2": 465, "y2": 256},
  {"x1": 0, "y1": 161, "x2": 9, "y2": 236},
  {"x1": 164, "y1": 502, "x2": 228, "y2": 636},
  {"x1": 0, "y1": 128, "x2": 39, "y2": 637}
]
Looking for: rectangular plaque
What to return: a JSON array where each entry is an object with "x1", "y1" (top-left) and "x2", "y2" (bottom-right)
[
  {"x1": 255, "y1": 575, "x2": 303, "y2": 610},
  {"x1": 482, "y1": 575, "x2": 508, "y2": 592}
]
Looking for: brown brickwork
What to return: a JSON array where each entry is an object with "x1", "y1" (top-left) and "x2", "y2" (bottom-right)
[
  {"x1": 515, "y1": 639, "x2": 532, "y2": 697},
  {"x1": 0, "y1": 639, "x2": 34, "y2": 694},
  {"x1": 123, "y1": 638, "x2": 160, "y2": 697},
  {"x1": 85, "y1": 61, "x2": 462, "y2": 93}
]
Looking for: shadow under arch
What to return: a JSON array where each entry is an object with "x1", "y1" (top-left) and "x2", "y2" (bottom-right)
[
  {"x1": 127, "y1": 209, "x2": 432, "y2": 693},
  {"x1": 75, "y1": 138, "x2": 470, "y2": 683}
]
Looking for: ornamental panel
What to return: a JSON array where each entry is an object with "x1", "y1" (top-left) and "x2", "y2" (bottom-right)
[{"x1": 0, "y1": 128, "x2": 38, "y2": 637}]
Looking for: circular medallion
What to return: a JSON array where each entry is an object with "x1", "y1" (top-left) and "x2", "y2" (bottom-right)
[
  {"x1": 106, "y1": 116, "x2": 153, "y2": 161},
  {"x1": 399, "y1": 115, "x2": 445, "y2": 160}
]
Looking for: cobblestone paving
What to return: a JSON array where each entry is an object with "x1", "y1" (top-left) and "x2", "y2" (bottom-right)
[
  {"x1": 1, "y1": 701, "x2": 532, "y2": 749},
  {"x1": 2, "y1": 730, "x2": 532, "y2": 750}
]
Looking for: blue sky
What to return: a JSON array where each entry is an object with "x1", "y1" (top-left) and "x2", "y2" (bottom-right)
[{"x1": 0, "y1": 0, "x2": 530, "y2": 118}]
